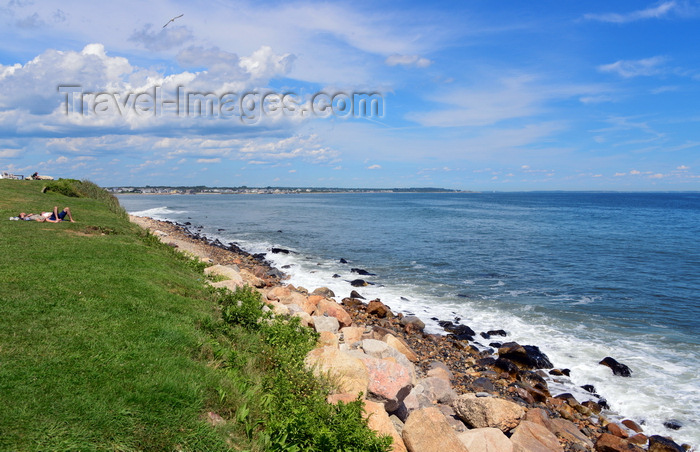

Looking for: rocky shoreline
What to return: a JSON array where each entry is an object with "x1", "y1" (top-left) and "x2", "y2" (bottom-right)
[{"x1": 130, "y1": 215, "x2": 693, "y2": 452}]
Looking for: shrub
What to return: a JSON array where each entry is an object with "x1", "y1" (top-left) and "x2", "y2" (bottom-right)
[
  {"x1": 43, "y1": 179, "x2": 127, "y2": 218},
  {"x1": 214, "y1": 286, "x2": 392, "y2": 452}
]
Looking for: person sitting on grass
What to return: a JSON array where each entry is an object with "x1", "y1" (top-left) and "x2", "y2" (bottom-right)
[{"x1": 18, "y1": 206, "x2": 75, "y2": 223}]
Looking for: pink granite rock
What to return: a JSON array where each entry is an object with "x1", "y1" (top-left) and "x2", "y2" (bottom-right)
[
  {"x1": 359, "y1": 355, "x2": 412, "y2": 412},
  {"x1": 364, "y1": 400, "x2": 407, "y2": 452},
  {"x1": 402, "y1": 407, "x2": 469, "y2": 452},
  {"x1": 314, "y1": 298, "x2": 353, "y2": 327},
  {"x1": 510, "y1": 420, "x2": 563, "y2": 452},
  {"x1": 458, "y1": 427, "x2": 513, "y2": 452}
]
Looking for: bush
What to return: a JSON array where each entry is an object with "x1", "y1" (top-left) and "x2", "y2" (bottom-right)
[
  {"x1": 220, "y1": 286, "x2": 270, "y2": 329},
  {"x1": 43, "y1": 179, "x2": 127, "y2": 218},
  {"x1": 214, "y1": 286, "x2": 392, "y2": 452}
]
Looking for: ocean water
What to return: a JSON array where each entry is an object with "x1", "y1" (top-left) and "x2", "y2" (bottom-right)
[{"x1": 118, "y1": 192, "x2": 700, "y2": 446}]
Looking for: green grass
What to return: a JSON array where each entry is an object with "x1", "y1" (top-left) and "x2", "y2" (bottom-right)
[{"x1": 0, "y1": 179, "x2": 391, "y2": 451}]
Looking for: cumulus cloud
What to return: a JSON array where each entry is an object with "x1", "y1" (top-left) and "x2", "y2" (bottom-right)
[
  {"x1": 598, "y1": 56, "x2": 667, "y2": 78},
  {"x1": 239, "y1": 46, "x2": 295, "y2": 80},
  {"x1": 385, "y1": 54, "x2": 432, "y2": 68},
  {"x1": 677, "y1": 165, "x2": 690, "y2": 170},
  {"x1": 0, "y1": 44, "x2": 133, "y2": 114},
  {"x1": 584, "y1": 1, "x2": 677, "y2": 23},
  {"x1": 0, "y1": 42, "x2": 307, "y2": 139}
]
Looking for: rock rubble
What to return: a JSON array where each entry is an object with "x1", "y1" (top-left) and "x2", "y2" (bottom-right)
[{"x1": 131, "y1": 215, "x2": 694, "y2": 452}]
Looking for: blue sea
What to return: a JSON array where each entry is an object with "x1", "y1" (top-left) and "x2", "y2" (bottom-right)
[{"x1": 118, "y1": 192, "x2": 700, "y2": 446}]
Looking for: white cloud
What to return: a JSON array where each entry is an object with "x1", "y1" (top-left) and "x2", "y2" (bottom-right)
[
  {"x1": 598, "y1": 56, "x2": 667, "y2": 78},
  {"x1": 650, "y1": 173, "x2": 664, "y2": 179},
  {"x1": 196, "y1": 158, "x2": 220, "y2": 163},
  {"x1": 289, "y1": 169, "x2": 297, "y2": 173},
  {"x1": 385, "y1": 54, "x2": 432, "y2": 68},
  {"x1": 0, "y1": 148, "x2": 22, "y2": 158},
  {"x1": 630, "y1": 169, "x2": 641, "y2": 175},
  {"x1": 408, "y1": 74, "x2": 603, "y2": 128},
  {"x1": 614, "y1": 172, "x2": 626, "y2": 176},
  {"x1": 677, "y1": 165, "x2": 690, "y2": 170},
  {"x1": 0, "y1": 43, "x2": 304, "y2": 137},
  {"x1": 367, "y1": 164, "x2": 381, "y2": 169},
  {"x1": 584, "y1": 2, "x2": 677, "y2": 23},
  {"x1": 239, "y1": 46, "x2": 295, "y2": 80},
  {"x1": 651, "y1": 85, "x2": 678, "y2": 94}
]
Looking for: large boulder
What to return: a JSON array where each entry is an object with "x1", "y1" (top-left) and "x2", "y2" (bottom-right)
[
  {"x1": 265, "y1": 285, "x2": 291, "y2": 301},
  {"x1": 510, "y1": 420, "x2": 563, "y2": 452},
  {"x1": 607, "y1": 423, "x2": 629, "y2": 439},
  {"x1": 277, "y1": 291, "x2": 318, "y2": 314},
  {"x1": 396, "y1": 387, "x2": 433, "y2": 422},
  {"x1": 498, "y1": 342, "x2": 553, "y2": 369},
  {"x1": 439, "y1": 321, "x2": 476, "y2": 341},
  {"x1": 318, "y1": 331, "x2": 339, "y2": 348},
  {"x1": 361, "y1": 339, "x2": 392, "y2": 359},
  {"x1": 549, "y1": 418, "x2": 593, "y2": 449},
  {"x1": 458, "y1": 427, "x2": 513, "y2": 452},
  {"x1": 452, "y1": 393, "x2": 525, "y2": 432},
  {"x1": 402, "y1": 407, "x2": 469, "y2": 452},
  {"x1": 359, "y1": 355, "x2": 413, "y2": 412},
  {"x1": 304, "y1": 346, "x2": 369, "y2": 397},
  {"x1": 312, "y1": 286, "x2": 336, "y2": 298},
  {"x1": 209, "y1": 279, "x2": 243, "y2": 291},
  {"x1": 312, "y1": 315, "x2": 340, "y2": 334},
  {"x1": 367, "y1": 299, "x2": 393, "y2": 318},
  {"x1": 314, "y1": 298, "x2": 352, "y2": 327},
  {"x1": 240, "y1": 268, "x2": 265, "y2": 287},
  {"x1": 647, "y1": 435, "x2": 685, "y2": 452},
  {"x1": 340, "y1": 326, "x2": 366, "y2": 346},
  {"x1": 205, "y1": 264, "x2": 242, "y2": 280},
  {"x1": 383, "y1": 334, "x2": 419, "y2": 362},
  {"x1": 417, "y1": 376, "x2": 458, "y2": 404},
  {"x1": 363, "y1": 400, "x2": 407, "y2": 452},
  {"x1": 427, "y1": 361, "x2": 453, "y2": 381},
  {"x1": 400, "y1": 316, "x2": 425, "y2": 334},
  {"x1": 361, "y1": 339, "x2": 417, "y2": 383},
  {"x1": 291, "y1": 310, "x2": 313, "y2": 327},
  {"x1": 599, "y1": 357, "x2": 632, "y2": 377},
  {"x1": 594, "y1": 433, "x2": 644, "y2": 452}
]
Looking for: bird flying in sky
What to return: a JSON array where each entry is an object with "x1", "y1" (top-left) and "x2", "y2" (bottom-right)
[{"x1": 162, "y1": 14, "x2": 184, "y2": 28}]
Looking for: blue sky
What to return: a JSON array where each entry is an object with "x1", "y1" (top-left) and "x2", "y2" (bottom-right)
[{"x1": 1, "y1": 0, "x2": 699, "y2": 190}]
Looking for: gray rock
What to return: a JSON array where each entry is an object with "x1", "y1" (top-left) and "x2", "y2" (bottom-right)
[
  {"x1": 420, "y1": 376, "x2": 458, "y2": 404},
  {"x1": 312, "y1": 315, "x2": 339, "y2": 334},
  {"x1": 452, "y1": 393, "x2": 525, "y2": 432},
  {"x1": 400, "y1": 315, "x2": 425, "y2": 330},
  {"x1": 361, "y1": 339, "x2": 391, "y2": 358},
  {"x1": 312, "y1": 287, "x2": 336, "y2": 298}
]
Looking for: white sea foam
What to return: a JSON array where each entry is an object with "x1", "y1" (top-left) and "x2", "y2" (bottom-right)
[
  {"x1": 120, "y1": 193, "x2": 700, "y2": 448},
  {"x1": 130, "y1": 206, "x2": 187, "y2": 219},
  {"x1": 228, "y1": 237, "x2": 699, "y2": 447}
]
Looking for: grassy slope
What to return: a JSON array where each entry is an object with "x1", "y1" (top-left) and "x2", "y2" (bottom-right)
[
  {"x1": 0, "y1": 180, "x2": 231, "y2": 450},
  {"x1": 0, "y1": 180, "x2": 392, "y2": 452}
]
